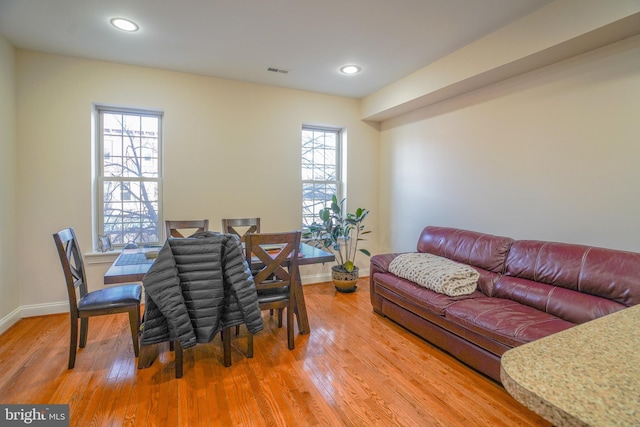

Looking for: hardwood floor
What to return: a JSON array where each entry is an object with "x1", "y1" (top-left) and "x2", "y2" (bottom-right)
[{"x1": 0, "y1": 279, "x2": 550, "y2": 426}]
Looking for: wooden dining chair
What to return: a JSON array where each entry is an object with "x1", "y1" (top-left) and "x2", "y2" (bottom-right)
[
  {"x1": 53, "y1": 227, "x2": 142, "y2": 369},
  {"x1": 221, "y1": 217, "x2": 260, "y2": 242},
  {"x1": 165, "y1": 219, "x2": 209, "y2": 238},
  {"x1": 222, "y1": 218, "x2": 263, "y2": 333},
  {"x1": 245, "y1": 231, "x2": 301, "y2": 351}
]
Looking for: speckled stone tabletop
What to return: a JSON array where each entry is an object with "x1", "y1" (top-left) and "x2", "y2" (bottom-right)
[{"x1": 500, "y1": 305, "x2": 640, "y2": 426}]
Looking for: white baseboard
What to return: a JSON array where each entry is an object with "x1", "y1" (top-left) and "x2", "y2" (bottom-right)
[
  {"x1": 301, "y1": 272, "x2": 331, "y2": 285},
  {"x1": 300, "y1": 268, "x2": 369, "y2": 285},
  {"x1": 0, "y1": 301, "x2": 69, "y2": 334},
  {"x1": 21, "y1": 301, "x2": 69, "y2": 318},
  {"x1": 0, "y1": 307, "x2": 22, "y2": 336},
  {"x1": 0, "y1": 301, "x2": 69, "y2": 336}
]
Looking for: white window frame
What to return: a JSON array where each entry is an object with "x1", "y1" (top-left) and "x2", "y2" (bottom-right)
[
  {"x1": 301, "y1": 125, "x2": 344, "y2": 229},
  {"x1": 94, "y1": 105, "x2": 164, "y2": 248}
]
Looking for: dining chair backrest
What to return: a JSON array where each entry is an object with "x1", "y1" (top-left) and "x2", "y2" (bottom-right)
[
  {"x1": 165, "y1": 219, "x2": 209, "y2": 238},
  {"x1": 53, "y1": 227, "x2": 88, "y2": 312},
  {"x1": 221, "y1": 218, "x2": 260, "y2": 242},
  {"x1": 245, "y1": 231, "x2": 300, "y2": 295},
  {"x1": 245, "y1": 231, "x2": 301, "y2": 350}
]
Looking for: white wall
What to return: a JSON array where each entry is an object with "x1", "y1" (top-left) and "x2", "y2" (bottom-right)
[
  {"x1": 15, "y1": 51, "x2": 379, "y2": 311},
  {"x1": 378, "y1": 35, "x2": 640, "y2": 253},
  {"x1": 0, "y1": 37, "x2": 19, "y2": 331}
]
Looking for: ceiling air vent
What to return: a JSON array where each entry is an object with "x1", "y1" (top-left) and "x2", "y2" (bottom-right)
[{"x1": 267, "y1": 67, "x2": 290, "y2": 74}]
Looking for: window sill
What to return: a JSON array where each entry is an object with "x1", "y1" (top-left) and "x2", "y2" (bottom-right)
[{"x1": 85, "y1": 250, "x2": 120, "y2": 265}]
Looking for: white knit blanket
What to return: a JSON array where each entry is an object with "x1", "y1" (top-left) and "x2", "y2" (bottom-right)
[{"x1": 389, "y1": 253, "x2": 479, "y2": 296}]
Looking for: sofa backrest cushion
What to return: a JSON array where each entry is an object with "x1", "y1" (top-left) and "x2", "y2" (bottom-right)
[
  {"x1": 417, "y1": 226, "x2": 514, "y2": 274},
  {"x1": 501, "y1": 240, "x2": 640, "y2": 323},
  {"x1": 494, "y1": 275, "x2": 625, "y2": 324}
]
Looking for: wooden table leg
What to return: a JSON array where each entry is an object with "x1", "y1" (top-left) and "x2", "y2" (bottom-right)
[
  {"x1": 291, "y1": 265, "x2": 310, "y2": 334},
  {"x1": 137, "y1": 343, "x2": 159, "y2": 369},
  {"x1": 174, "y1": 341, "x2": 183, "y2": 378},
  {"x1": 222, "y1": 328, "x2": 231, "y2": 367}
]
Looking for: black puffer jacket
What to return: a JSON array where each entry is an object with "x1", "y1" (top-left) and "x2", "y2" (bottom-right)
[{"x1": 140, "y1": 232, "x2": 263, "y2": 348}]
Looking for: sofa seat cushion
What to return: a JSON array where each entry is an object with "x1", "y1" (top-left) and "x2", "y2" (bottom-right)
[
  {"x1": 373, "y1": 272, "x2": 483, "y2": 316},
  {"x1": 445, "y1": 298, "x2": 575, "y2": 347}
]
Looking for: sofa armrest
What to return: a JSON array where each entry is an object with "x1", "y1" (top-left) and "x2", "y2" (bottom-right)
[
  {"x1": 370, "y1": 253, "x2": 403, "y2": 315},
  {"x1": 370, "y1": 253, "x2": 403, "y2": 273}
]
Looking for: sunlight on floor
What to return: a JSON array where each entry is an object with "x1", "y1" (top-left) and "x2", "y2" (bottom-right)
[
  {"x1": 106, "y1": 357, "x2": 136, "y2": 382},
  {"x1": 305, "y1": 326, "x2": 336, "y2": 354},
  {"x1": 302, "y1": 326, "x2": 339, "y2": 403}
]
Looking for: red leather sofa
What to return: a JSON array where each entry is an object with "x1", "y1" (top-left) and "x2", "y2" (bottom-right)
[{"x1": 370, "y1": 226, "x2": 640, "y2": 383}]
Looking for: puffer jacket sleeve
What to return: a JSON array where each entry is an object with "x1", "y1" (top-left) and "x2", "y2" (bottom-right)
[
  {"x1": 141, "y1": 241, "x2": 197, "y2": 348},
  {"x1": 222, "y1": 235, "x2": 264, "y2": 335}
]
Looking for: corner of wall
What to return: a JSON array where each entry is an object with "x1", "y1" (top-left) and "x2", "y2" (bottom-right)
[
  {"x1": 0, "y1": 36, "x2": 19, "y2": 323},
  {"x1": 362, "y1": 1, "x2": 640, "y2": 122}
]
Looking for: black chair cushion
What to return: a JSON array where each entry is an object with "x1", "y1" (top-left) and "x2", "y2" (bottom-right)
[
  {"x1": 257, "y1": 286, "x2": 289, "y2": 304},
  {"x1": 78, "y1": 284, "x2": 142, "y2": 311}
]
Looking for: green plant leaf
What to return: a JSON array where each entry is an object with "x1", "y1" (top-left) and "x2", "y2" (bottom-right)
[
  {"x1": 305, "y1": 193, "x2": 372, "y2": 271},
  {"x1": 344, "y1": 260, "x2": 355, "y2": 272}
]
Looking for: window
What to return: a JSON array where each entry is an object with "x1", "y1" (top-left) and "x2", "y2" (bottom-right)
[
  {"x1": 96, "y1": 106, "x2": 163, "y2": 247},
  {"x1": 301, "y1": 125, "x2": 343, "y2": 228}
]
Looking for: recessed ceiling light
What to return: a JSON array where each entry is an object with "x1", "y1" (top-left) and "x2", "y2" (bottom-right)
[
  {"x1": 340, "y1": 65, "x2": 361, "y2": 75},
  {"x1": 110, "y1": 17, "x2": 139, "y2": 32}
]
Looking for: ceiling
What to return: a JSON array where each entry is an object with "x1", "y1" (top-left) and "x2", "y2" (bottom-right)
[{"x1": 0, "y1": 0, "x2": 554, "y2": 99}]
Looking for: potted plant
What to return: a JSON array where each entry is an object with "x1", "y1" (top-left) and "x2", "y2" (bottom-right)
[{"x1": 303, "y1": 195, "x2": 371, "y2": 293}]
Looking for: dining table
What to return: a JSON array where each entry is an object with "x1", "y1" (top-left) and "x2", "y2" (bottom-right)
[{"x1": 104, "y1": 241, "x2": 334, "y2": 367}]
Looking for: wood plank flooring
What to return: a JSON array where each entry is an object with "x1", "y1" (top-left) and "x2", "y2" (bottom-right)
[{"x1": 0, "y1": 279, "x2": 550, "y2": 426}]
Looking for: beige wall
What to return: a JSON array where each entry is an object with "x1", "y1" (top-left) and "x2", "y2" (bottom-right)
[
  {"x1": 0, "y1": 37, "x2": 18, "y2": 328},
  {"x1": 5, "y1": 0, "x2": 640, "y2": 323},
  {"x1": 14, "y1": 51, "x2": 379, "y2": 311},
  {"x1": 363, "y1": 0, "x2": 640, "y2": 121},
  {"x1": 378, "y1": 35, "x2": 640, "y2": 253}
]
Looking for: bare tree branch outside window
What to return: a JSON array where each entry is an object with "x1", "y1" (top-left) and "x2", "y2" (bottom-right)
[
  {"x1": 301, "y1": 126, "x2": 341, "y2": 228},
  {"x1": 99, "y1": 110, "x2": 162, "y2": 246}
]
